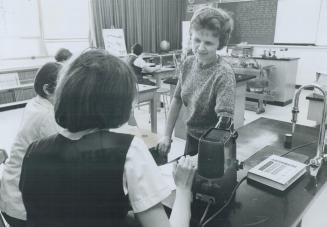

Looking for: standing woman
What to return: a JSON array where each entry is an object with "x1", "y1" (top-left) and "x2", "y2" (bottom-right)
[
  {"x1": 0, "y1": 62, "x2": 62, "y2": 227},
  {"x1": 19, "y1": 49, "x2": 195, "y2": 227},
  {"x1": 158, "y1": 7, "x2": 235, "y2": 156}
]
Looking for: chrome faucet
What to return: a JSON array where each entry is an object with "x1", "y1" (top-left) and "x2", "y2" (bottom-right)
[{"x1": 292, "y1": 84, "x2": 327, "y2": 181}]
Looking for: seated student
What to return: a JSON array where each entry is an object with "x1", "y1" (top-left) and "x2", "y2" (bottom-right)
[
  {"x1": 54, "y1": 48, "x2": 72, "y2": 63},
  {"x1": 127, "y1": 43, "x2": 160, "y2": 86},
  {"x1": 0, "y1": 62, "x2": 62, "y2": 227},
  {"x1": 19, "y1": 49, "x2": 195, "y2": 227}
]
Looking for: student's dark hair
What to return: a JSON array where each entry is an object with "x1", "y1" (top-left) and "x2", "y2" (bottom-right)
[
  {"x1": 54, "y1": 49, "x2": 137, "y2": 132},
  {"x1": 190, "y1": 7, "x2": 234, "y2": 50},
  {"x1": 131, "y1": 43, "x2": 143, "y2": 56},
  {"x1": 34, "y1": 62, "x2": 62, "y2": 98},
  {"x1": 55, "y1": 48, "x2": 73, "y2": 62}
]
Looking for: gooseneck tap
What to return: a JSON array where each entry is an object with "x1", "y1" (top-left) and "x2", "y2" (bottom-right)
[{"x1": 292, "y1": 84, "x2": 327, "y2": 181}]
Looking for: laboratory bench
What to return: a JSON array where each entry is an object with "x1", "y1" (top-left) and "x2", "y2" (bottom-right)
[
  {"x1": 254, "y1": 57, "x2": 299, "y2": 106},
  {"x1": 224, "y1": 56, "x2": 300, "y2": 107},
  {"x1": 189, "y1": 117, "x2": 324, "y2": 227}
]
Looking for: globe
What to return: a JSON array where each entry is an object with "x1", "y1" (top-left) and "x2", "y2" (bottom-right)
[{"x1": 160, "y1": 40, "x2": 170, "y2": 52}]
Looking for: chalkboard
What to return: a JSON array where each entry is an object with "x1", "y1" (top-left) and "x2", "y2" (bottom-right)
[{"x1": 219, "y1": 0, "x2": 278, "y2": 45}]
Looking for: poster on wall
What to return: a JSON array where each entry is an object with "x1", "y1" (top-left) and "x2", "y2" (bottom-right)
[{"x1": 102, "y1": 29, "x2": 127, "y2": 56}]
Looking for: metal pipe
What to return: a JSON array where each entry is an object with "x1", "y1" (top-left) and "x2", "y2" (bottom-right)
[{"x1": 292, "y1": 84, "x2": 327, "y2": 177}]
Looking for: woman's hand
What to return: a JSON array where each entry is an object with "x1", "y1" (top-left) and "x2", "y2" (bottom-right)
[
  {"x1": 157, "y1": 136, "x2": 172, "y2": 156},
  {"x1": 173, "y1": 156, "x2": 197, "y2": 191},
  {"x1": 216, "y1": 116, "x2": 232, "y2": 130}
]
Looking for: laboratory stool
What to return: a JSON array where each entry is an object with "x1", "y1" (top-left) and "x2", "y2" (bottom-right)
[{"x1": 156, "y1": 87, "x2": 170, "y2": 119}]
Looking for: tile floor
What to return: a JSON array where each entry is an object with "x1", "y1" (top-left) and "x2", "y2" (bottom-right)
[{"x1": 0, "y1": 89, "x2": 317, "y2": 162}]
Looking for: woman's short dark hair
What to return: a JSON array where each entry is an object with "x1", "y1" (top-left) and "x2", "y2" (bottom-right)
[
  {"x1": 34, "y1": 62, "x2": 62, "y2": 98},
  {"x1": 54, "y1": 49, "x2": 137, "y2": 132},
  {"x1": 190, "y1": 7, "x2": 234, "y2": 50},
  {"x1": 55, "y1": 48, "x2": 73, "y2": 62},
  {"x1": 131, "y1": 43, "x2": 143, "y2": 56}
]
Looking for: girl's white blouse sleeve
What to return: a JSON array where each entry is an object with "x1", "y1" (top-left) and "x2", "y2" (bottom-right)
[{"x1": 123, "y1": 137, "x2": 172, "y2": 213}]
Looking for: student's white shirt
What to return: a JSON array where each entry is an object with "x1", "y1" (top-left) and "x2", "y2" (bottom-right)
[
  {"x1": 0, "y1": 96, "x2": 59, "y2": 220},
  {"x1": 60, "y1": 128, "x2": 172, "y2": 213},
  {"x1": 133, "y1": 53, "x2": 149, "y2": 69}
]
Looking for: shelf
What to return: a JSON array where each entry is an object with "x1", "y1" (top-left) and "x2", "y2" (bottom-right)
[
  {"x1": 0, "y1": 61, "x2": 48, "y2": 110},
  {"x1": 0, "y1": 67, "x2": 37, "y2": 108}
]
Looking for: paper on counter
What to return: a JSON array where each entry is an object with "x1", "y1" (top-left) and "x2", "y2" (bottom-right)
[
  {"x1": 112, "y1": 124, "x2": 159, "y2": 148},
  {"x1": 159, "y1": 162, "x2": 176, "y2": 190}
]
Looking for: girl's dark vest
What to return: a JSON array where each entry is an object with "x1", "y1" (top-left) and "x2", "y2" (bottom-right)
[{"x1": 19, "y1": 131, "x2": 133, "y2": 227}]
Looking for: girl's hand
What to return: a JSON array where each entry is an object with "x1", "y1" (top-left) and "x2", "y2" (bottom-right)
[{"x1": 173, "y1": 156, "x2": 197, "y2": 191}]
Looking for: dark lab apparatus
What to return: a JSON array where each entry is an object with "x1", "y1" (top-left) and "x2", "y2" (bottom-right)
[{"x1": 191, "y1": 126, "x2": 242, "y2": 227}]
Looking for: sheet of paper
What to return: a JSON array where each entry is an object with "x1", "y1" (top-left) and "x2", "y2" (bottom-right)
[
  {"x1": 112, "y1": 124, "x2": 159, "y2": 148},
  {"x1": 159, "y1": 162, "x2": 176, "y2": 190}
]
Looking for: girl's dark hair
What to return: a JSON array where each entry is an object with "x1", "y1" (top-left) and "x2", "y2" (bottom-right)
[
  {"x1": 34, "y1": 62, "x2": 62, "y2": 98},
  {"x1": 190, "y1": 7, "x2": 234, "y2": 50},
  {"x1": 55, "y1": 48, "x2": 72, "y2": 62},
  {"x1": 131, "y1": 43, "x2": 143, "y2": 56},
  {"x1": 54, "y1": 49, "x2": 137, "y2": 132}
]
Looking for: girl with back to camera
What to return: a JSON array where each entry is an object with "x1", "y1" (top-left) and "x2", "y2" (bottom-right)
[
  {"x1": 0, "y1": 62, "x2": 62, "y2": 227},
  {"x1": 19, "y1": 49, "x2": 196, "y2": 227},
  {"x1": 158, "y1": 7, "x2": 236, "y2": 156}
]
